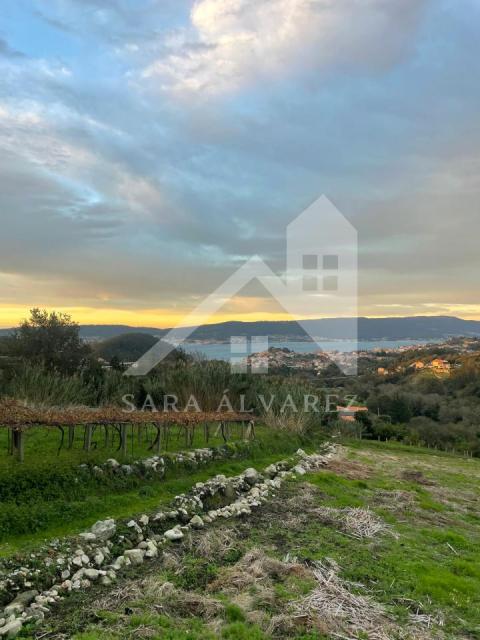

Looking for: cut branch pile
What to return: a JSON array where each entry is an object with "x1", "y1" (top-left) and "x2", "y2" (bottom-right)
[
  {"x1": 293, "y1": 560, "x2": 437, "y2": 640},
  {"x1": 313, "y1": 506, "x2": 398, "y2": 540},
  {"x1": 293, "y1": 559, "x2": 390, "y2": 639}
]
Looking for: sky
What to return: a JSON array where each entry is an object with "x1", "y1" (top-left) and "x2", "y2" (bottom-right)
[{"x1": 0, "y1": 0, "x2": 479, "y2": 329}]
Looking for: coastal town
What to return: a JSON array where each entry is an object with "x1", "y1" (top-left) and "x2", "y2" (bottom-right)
[{"x1": 247, "y1": 336, "x2": 480, "y2": 378}]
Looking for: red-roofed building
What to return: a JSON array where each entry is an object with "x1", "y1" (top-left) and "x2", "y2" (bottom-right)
[{"x1": 337, "y1": 405, "x2": 368, "y2": 422}]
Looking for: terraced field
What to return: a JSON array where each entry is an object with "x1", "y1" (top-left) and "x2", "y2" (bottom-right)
[
  {"x1": 1, "y1": 440, "x2": 480, "y2": 639},
  {"x1": 0, "y1": 424, "x2": 281, "y2": 555}
]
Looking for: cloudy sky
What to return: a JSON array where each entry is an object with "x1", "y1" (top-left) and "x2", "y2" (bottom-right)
[{"x1": 0, "y1": 0, "x2": 479, "y2": 328}]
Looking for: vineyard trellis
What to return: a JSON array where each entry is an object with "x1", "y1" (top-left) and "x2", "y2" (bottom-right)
[{"x1": 0, "y1": 399, "x2": 256, "y2": 462}]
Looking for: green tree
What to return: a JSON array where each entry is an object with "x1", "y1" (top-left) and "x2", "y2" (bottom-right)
[
  {"x1": 109, "y1": 355, "x2": 125, "y2": 371},
  {"x1": 369, "y1": 392, "x2": 412, "y2": 424},
  {"x1": 9, "y1": 308, "x2": 90, "y2": 375},
  {"x1": 389, "y1": 393, "x2": 413, "y2": 423},
  {"x1": 355, "y1": 410, "x2": 374, "y2": 438}
]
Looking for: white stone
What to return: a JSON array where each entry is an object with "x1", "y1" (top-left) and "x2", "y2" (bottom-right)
[
  {"x1": 0, "y1": 618, "x2": 22, "y2": 638},
  {"x1": 164, "y1": 527, "x2": 183, "y2": 542},
  {"x1": 189, "y1": 515, "x2": 204, "y2": 529},
  {"x1": 3, "y1": 604, "x2": 23, "y2": 617},
  {"x1": 111, "y1": 555, "x2": 125, "y2": 570},
  {"x1": 244, "y1": 468, "x2": 259, "y2": 485},
  {"x1": 79, "y1": 532, "x2": 96, "y2": 542},
  {"x1": 84, "y1": 569, "x2": 99, "y2": 581},
  {"x1": 145, "y1": 541, "x2": 158, "y2": 558},
  {"x1": 72, "y1": 569, "x2": 84, "y2": 581},
  {"x1": 264, "y1": 464, "x2": 277, "y2": 478},
  {"x1": 124, "y1": 549, "x2": 145, "y2": 565},
  {"x1": 32, "y1": 605, "x2": 50, "y2": 614},
  {"x1": 91, "y1": 518, "x2": 116, "y2": 541},
  {"x1": 127, "y1": 520, "x2": 142, "y2": 534},
  {"x1": 293, "y1": 465, "x2": 306, "y2": 476}
]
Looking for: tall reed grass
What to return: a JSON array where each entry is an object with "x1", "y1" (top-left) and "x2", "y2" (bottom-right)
[{"x1": 1, "y1": 361, "x2": 326, "y2": 436}]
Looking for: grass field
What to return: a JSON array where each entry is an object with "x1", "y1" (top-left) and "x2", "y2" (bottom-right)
[
  {"x1": 35, "y1": 440, "x2": 480, "y2": 640},
  {"x1": 0, "y1": 422, "x2": 254, "y2": 469},
  {"x1": 0, "y1": 426, "x2": 311, "y2": 557}
]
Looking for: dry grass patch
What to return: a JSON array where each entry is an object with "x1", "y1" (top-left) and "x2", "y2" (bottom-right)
[
  {"x1": 401, "y1": 470, "x2": 436, "y2": 486},
  {"x1": 313, "y1": 506, "x2": 399, "y2": 540},
  {"x1": 209, "y1": 548, "x2": 309, "y2": 594},
  {"x1": 293, "y1": 559, "x2": 441, "y2": 640},
  {"x1": 373, "y1": 489, "x2": 416, "y2": 512},
  {"x1": 428, "y1": 484, "x2": 479, "y2": 513},
  {"x1": 184, "y1": 525, "x2": 239, "y2": 561},
  {"x1": 153, "y1": 587, "x2": 223, "y2": 620},
  {"x1": 93, "y1": 581, "x2": 146, "y2": 612},
  {"x1": 326, "y1": 458, "x2": 372, "y2": 480}
]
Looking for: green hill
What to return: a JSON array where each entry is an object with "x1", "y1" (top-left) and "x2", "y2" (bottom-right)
[{"x1": 93, "y1": 332, "x2": 158, "y2": 363}]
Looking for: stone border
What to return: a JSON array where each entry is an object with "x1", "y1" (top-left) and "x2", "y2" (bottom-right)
[
  {"x1": 0, "y1": 440, "x2": 259, "y2": 605},
  {"x1": 0, "y1": 444, "x2": 338, "y2": 638},
  {"x1": 78, "y1": 440, "x2": 256, "y2": 482}
]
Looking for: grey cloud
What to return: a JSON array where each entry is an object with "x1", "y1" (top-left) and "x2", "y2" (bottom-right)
[
  {"x1": 1, "y1": 0, "x2": 479, "y2": 316},
  {"x1": 0, "y1": 37, "x2": 24, "y2": 58},
  {"x1": 34, "y1": 0, "x2": 189, "y2": 45}
]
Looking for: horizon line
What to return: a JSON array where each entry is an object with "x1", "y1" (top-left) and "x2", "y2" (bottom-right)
[{"x1": 1, "y1": 313, "x2": 478, "y2": 332}]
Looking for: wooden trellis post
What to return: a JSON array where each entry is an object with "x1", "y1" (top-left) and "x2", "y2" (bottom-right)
[
  {"x1": 84, "y1": 425, "x2": 93, "y2": 451},
  {"x1": 246, "y1": 420, "x2": 255, "y2": 440},
  {"x1": 18, "y1": 430, "x2": 24, "y2": 462},
  {"x1": 156, "y1": 425, "x2": 162, "y2": 454},
  {"x1": 68, "y1": 425, "x2": 75, "y2": 449},
  {"x1": 7, "y1": 427, "x2": 12, "y2": 455},
  {"x1": 12, "y1": 428, "x2": 25, "y2": 462},
  {"x1": 120, "y1": 424, "x2": 128, "y2": 457},
  {"x1": 164, "y1": 424, "x2": 170, "y2": 451}
]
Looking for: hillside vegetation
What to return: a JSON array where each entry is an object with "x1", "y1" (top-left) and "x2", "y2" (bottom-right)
[{"x1": 92, "y1": 333, "x2": 159, "y2": 363}]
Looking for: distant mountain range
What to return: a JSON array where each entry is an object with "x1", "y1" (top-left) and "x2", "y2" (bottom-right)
[{"x1": 2, "y1": 316, "x2": 480, "y2": 341}]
